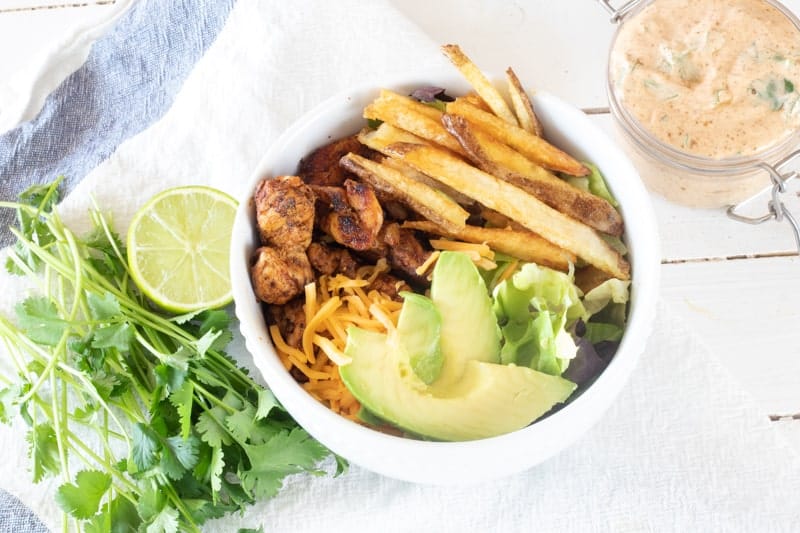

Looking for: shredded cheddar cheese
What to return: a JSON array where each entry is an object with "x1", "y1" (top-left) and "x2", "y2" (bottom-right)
[
  {"x1": 429, "y1": 238, "x2": 497, "y2": 270},
  {"x1": 267, "y1": 258, "x2": 399, "y2": 421}
]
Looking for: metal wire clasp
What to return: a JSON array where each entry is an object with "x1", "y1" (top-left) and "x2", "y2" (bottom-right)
[
  {"x1": 597, "y1": 0, "x2": 646, "y2": 23},
  {"x1": 726, "y1": 149, "x2": 800, "y2": 253}
]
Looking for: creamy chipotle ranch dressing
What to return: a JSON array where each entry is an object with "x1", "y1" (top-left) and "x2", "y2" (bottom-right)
[{"x1": 610, "y1": 0, "x2": 800, "y2": 159}]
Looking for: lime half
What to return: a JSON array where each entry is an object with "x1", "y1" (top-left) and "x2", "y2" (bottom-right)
[{"x1": 127, "y1": 186, "x2": 238, "y2": 313}]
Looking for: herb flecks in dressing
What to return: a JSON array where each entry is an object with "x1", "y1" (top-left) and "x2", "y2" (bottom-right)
[{"x1": 610, "y1": 0, "x2": 800, "y2": 158}]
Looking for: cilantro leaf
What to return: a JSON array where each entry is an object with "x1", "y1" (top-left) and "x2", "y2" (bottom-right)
[
  {"x1": 137, "y1": 484, "x2": 166, "y2": 522},
  {"x1": 197, "y1": 309, "x2": 231, "y2": 335},
  {"x1": 90, "y1": 322, "x2": 133, "y2": 351},
  {"x1": 15, "y1": 297, "x2": 67, "y2": 346},
  {"x1": 132, "y1": 423, "x2": 160, "y2": 471},
  {"x1": 145, "y1": 506, "x2": 179, "y2": 533},
  {"x1": 83, "y1": 495, "x2": 140, "y2": 533},
  {"x1": 239, "y1": 428, "x2": 328, "y2": 499},
  {"x1": 54, "y1": 469, "x2": 111, "y2": 519},
  {"x1": 196, "y1": 407, "x2": 233, "y2": 448},
  {"x1": 0, "y1": 386, "x2": 16, "y2": 424},
  {"x1": 255, "y1": 389, "x2": 280, "y2": 420},
  {"x1": 153, "y1": 363, "x2": 187, "y2": 393},
  {"x1": 209, "y1": 445, "x2": 225, "y2": 495},
  {"x1": 168, "y1": 380, "x2": 194, "y2": 439},
  {"x1": 27, "y1": 424, "x2": 60, "y2": 482},
  {"x1": 87, "y1": 292, "x2": 121, "y2": 320},
  {"x1": 226, "y1": 404, "x2": 257, "y2": 444},
  {"x1": 160, "y1": 435, "x2": 200, "y2": 480},
  {"x1": 193, "y1": 329, "x2": 222, "y2": 358},
  {"x1": 17, "y1": 181, "x2": 60, "y2": 211}
]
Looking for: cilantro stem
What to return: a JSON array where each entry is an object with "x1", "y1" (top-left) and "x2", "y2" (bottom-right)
[
  {"x1": 50, "y1": 371, "x2": 70, "y2": 482},
  {"x1": 192, "y1": 381, "x2": 236, "y2": 415}
]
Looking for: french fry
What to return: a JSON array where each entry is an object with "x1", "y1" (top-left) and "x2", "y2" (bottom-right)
[
  {"x1": 380, "y1": 156, "x2": 475, "y2": 207},
  {"x1": 340, "y1": 153, "x2": 469, "y2": 234},
  {"x1": 480, "y1": 207, "x2": 526, "y2": 232},
  {"x1": 382, "y1": 142, "x2": 630, "y2": 280},
  {"x1": 358, "y1": 123, "x2": 431, "y2": 151},
  {"x1": 403, "y1": 220, "x2": 575, "y2": 272},
  {"x1": 441, "y1": 44, "x2": 519, "y2": 126},
  {"x1": 442, "y1": 113, "x2": 624, "y2": 236},
  {"x1": 574, "y1": 265, "x2": 613, "y2": 294},
  {"x1": 363, "y1": 89, "x2": 466, "y2": 155},
  {"x1": 358, "y1": 124, "x2": 474, "y2": 206},
  {"x1": 505, "y1": 67, "x2": 543, "y2": 136},
  {"x1": 446, "y1": 98, "x2": 589, "y2": 176}
]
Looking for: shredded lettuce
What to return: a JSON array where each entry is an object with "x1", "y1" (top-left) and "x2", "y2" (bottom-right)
[{"x1": 492, "y1": 263, "x2": 630, "y2": 381}]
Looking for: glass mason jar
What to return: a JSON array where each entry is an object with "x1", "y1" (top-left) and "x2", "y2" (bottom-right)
[{"x1": 602, "y1": 0, "x2": 800, "y2": 209}]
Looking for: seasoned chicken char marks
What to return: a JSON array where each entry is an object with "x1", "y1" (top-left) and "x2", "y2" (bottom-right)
[
  {"x1": 254, "y1": 175, "x2": 315, "y2": 249},
  {"x1": 250, "y1": 175, "x2": 316, "y2": 305},
  {"x1": 311, "y1": 179, "x2": 384, "y2": 251},
  {"x1": 307, "y1": 241, "x2": 411, "y2": 299},
  {"x1": 380, "y1": 222, "x2": 431, "y2": 285},
  {"x1": 307, "y1": 242, "x2": 360, "y2": 278},
  {"x1": 298, "y1": 134, "x2": 376, "y2": 187}
]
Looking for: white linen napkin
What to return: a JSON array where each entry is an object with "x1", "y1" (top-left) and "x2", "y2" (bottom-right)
[{"x1": 1, "y1": 0, "x2": 798, "y2": 531}]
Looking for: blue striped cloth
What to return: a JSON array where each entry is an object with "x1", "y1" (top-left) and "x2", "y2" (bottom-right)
[
  {"x1": 0, "y1": 0, "x2": 234, "y2": 529},
  {"x1": 0, "y1": 0, "x2": 234, "y2": 247}
]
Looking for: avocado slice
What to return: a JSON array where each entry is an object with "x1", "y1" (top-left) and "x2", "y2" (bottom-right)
[
  {"x1": 340, "y1": 327, "x2": 576, "y2": 441},
  {"x1": 429, "y1": 251, "x2": 501, "y2": 389},
  {"x1": 396, "y1": 292, "x2": 443, "y2": 385}
]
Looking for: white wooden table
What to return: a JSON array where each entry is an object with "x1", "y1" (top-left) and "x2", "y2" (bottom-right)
[{"x1": 1, "y1": 0, "x2": 797, "y2": 454}]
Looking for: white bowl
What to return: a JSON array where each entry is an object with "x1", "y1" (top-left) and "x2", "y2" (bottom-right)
[{"x1": 230, "y1": 74, "x2": 660, "y2": 485}]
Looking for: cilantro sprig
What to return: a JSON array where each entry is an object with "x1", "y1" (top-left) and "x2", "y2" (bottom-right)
[{"x1": 0, "y1": 179, "x2": 336, "y2": 532}]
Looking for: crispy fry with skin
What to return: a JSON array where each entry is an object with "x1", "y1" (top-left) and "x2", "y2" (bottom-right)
[
  {"x1": 379, "y1": 156, "x2": 475, "y2": 207},
  {"x1": 339, "y1": 153, "x2": 469, "y2": 234},
  {"x1": 446, "y1": 98, "x2": 589, "y2": 176},
  {"x1": 358, "y1": 125, "x2": 473, "y2": 206},
  {"x1": 357, "y1": 123, "x2": 430, "y2": 152},
  {"x1": 442, "y1": 113, "x2": 624, "y2": 236},
  {"x1": 505, "y1": 67, "x2": 543, "y2": 136},
  {"x1": 363, "y1": 90, "x2": 466, "y2": 155},
  {"x1": 441, "y1": 44, "x2": 519, "y2": 126},
  {"x1": 402, "y1": 220, "x2": 575, "y2": 272},
  {"x1": 382, "y1": 142, "x2": 630, "y2": 280}
]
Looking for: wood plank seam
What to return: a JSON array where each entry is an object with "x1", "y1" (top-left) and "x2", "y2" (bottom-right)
[
  {"x1": 662, "y1": 251, "x2": 799, "y2": 264},
  {"x1": 0, "y1": 1, "x2": 114, "y2": 14}
]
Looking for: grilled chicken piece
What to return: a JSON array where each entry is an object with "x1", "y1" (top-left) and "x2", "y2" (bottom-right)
[
  {"x1": 250, "y1": 247, "x2": 314, "y2": 305},
  {"x1": 254, "y1": 175, "x2": 315, "y2": 249},
  {"x1": 298, "y1": 135, "x2": 376, "y2": 187},
  {"x1": 307, "y1": 242, "x2": 360, "y2": 278},
  {"x1": 267, "y1": 297, "x2": 306, "y2": 349},
  {"x1": 381, "y1": 222, "x2": 432, "y2": 284},
  {"x1": 369, "y1": 272, "x2": 412, "y2": 301},
  {"x1": 311, "y1": 179, "x2": 384, "y2": 251}
]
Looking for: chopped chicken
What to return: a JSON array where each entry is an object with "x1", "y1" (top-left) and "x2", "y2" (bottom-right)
[
  {"x1": 298, "y1": 135, "x2": 376, "y2": 187},
  {"x1": 254, "y1": 175, "x2": 315, "y2": 249},
  {"x1": 311, "y1": 179, "x2": 384, "y2": 251},
  {"x1": 369, "y1": 272, "x2": 412, "y2": 301},
  {"x1": 307, "y1": 242, "x2": 360, "y2": 278},
  {"x1": 250, "y1": 247, "x2": 314, "y2": 306},
  {"x1": 267, "y1": 297, "x2": 306, "y2": 349},
  {"x1": 381, "y1": 222, "x2": 432, "y2": 284}
]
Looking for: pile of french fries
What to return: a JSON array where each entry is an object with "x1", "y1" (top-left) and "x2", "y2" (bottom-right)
[{"x1": 342, "y1": 44, "x2": 630, "y2": 281}]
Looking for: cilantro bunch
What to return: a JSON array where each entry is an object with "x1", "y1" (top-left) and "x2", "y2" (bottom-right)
[{"x1": 0, "y1": 179, "x2": 337, "y2": 532}]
